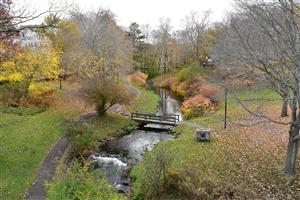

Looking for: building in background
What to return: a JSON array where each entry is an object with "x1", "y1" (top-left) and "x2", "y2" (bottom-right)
[{"x1": 13, "y1": 26, "x2": 45, "y2": 49}]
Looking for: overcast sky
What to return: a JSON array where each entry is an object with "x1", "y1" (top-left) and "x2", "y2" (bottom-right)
[{"x1": 17, "y1": 0, "x2": 234, "y2": 29}]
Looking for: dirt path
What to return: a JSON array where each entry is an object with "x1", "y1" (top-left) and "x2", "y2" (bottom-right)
[{"x1": 24, "y1": 135, "x2": 69, "y2": 200}]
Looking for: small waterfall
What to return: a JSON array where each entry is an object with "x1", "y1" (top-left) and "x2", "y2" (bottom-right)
[
  {"x1": 91, "y1": 155, "x2": 127, "y2": 169},
  {"x1": 91, "y1": 155, "x2": 129, "y2": 193}
]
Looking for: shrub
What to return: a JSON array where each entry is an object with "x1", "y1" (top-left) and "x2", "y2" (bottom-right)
[
  {"x1": 0, "y1": 82, "x2": 25, "y2": 106},
  {"x1": 81, "y1": 77, "x2": 131, "y2": 116},
  {"x1": 160, "y1": 76, "x2": 177, "y2": 89},
  {"x1": 131, "y1": 72, "x2": 148, "y2": 87},
  {"x1": 131, "y1": 144, "x2": 174, "y2": 199},
  {"x1": 147, "y1": 66, "x2": 160, "y2": 79},
  {"x1": 27, "y1": 83, "x2": 56, "y2": 107},
  {"x1": 176, "y1": 64, "x2": 200, "y2": 84},
  {"x1": 65, "y1": 118, "x2": 97, "y2": 157},
  {"x1": 181, "y1": 94, "x2": 215, "y2": 119},
  {"x1": 197, "y1": 84, "x2": 221, "y2": 99},
  {"x1": 46, "y1": 160, "x2": 121, "y2": 200},
  {"x1": 0, "y1": 82, "x2": 55, "y2": 107},
  {"x1": 171, "y1": 81, "x2": 189, "y2": 97}
]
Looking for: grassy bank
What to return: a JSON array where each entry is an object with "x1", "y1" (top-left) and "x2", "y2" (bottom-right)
[
  {"x1": 129, "y1": 87, "x2": 160, "y2": 113},
  {"x1": 130, "y1": 88, "x2": 300, "y2": 199},
  {"x1": 0, "y1": 108, "x2": 70, "y2": 200},
  {"x1": 46, "y1": 113, "x2": 134, "y2": 200}
]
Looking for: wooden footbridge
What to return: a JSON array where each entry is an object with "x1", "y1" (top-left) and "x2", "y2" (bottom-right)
[{"x1": 131, "y1": 112, "x2": 180, "y2": 126}]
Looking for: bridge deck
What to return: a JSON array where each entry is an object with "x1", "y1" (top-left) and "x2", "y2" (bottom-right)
[{"x1": 131, "y1": 112, "x2": 180, "y2": 126}]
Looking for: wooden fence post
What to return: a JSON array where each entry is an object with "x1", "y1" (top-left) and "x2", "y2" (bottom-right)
[{"x1": 224, "y1": 89, "x2": 228, "y2": 129}]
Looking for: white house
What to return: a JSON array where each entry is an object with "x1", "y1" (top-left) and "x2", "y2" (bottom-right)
[{"x1": 13, "y1": 26, "x2": 44, "y2": 49}]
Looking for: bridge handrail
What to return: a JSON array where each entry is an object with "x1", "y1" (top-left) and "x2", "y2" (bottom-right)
[{"x1": 131, "y1": 112, "x2": 180, "y2": 123}]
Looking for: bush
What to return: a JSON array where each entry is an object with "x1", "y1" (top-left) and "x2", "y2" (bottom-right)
[
  {"x1": 176, "y1": 64, "x2": 200, "y2": 84},
  {"x1": 131, "y1": 144, "x2": 174, "y2": 199},
  {"x1": 46, "y1": 160, "x2": 121, "y2": 200},
  {"x1": 27, "y1": 83, "x2": 56, "y2": 107},
  {"x1": 181, "y1": 94, "x2": 215, "y2": 119},
  {"x1": 0, "y1": 82, "x2": 55, "y2": 107},
  {"x1": 65, "y1": 119, "x2": 97, "y2": 157},
  {"x1": 171, "y1": 81, "x2": 189, "y2": 97},
  {"x1": 131, "y1": 72, "x2": 148, "y2": 87},
  {"x1": 0, "y1": 82, "x2": 25, "y2": 106},
  {"x1": 81, "y1": 77, "x2": 131, "y2": 116},
  {"x1": 160, "y1": 76, "x2": 177, "y2": 89},
  {"x1": 197, "y1": 83, "x2": 221, "y2": 100},
  {"x1": 147, "y1": 66, "x2": 160, "y2": 79}
]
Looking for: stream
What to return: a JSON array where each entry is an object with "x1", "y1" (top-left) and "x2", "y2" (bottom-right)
[{"x1": 90, "y1": 88, "x2": 182, "y2": 193}]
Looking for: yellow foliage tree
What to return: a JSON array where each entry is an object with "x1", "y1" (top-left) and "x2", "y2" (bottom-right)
[
  {"x1": 0, "y1": 46, "x2": 61, "y2": 98},
  {"x1": 42, "y1": 19, "x2": 81, "y2": 77}
]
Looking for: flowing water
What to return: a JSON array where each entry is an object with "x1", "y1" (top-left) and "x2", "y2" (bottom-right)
[{"x1": 90, "y1": 87, "x2": 182, "y2": 193}]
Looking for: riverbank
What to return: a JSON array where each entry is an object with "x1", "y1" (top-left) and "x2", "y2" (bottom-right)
[
  {"x1": 46, "y1": 113, "x2": 135, "y2": 199},
  {"x1": 128, "y1": 87, "x2": 160, "y2": 113},
  {"x1": 153, "y1": 65, "x2": 222, "y2": 119}
]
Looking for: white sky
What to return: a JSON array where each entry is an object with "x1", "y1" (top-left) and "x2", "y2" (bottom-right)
[{"x1": 17, "y1": 0, "x2": 234, "y2": 29}]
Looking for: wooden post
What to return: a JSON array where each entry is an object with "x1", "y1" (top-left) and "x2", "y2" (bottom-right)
[
  {"x1": 224, "y1": 89, "x2": 228, "y2": 129},
  {"x1": 59, "y1": 78, "x2": 62, "y2": 90}
]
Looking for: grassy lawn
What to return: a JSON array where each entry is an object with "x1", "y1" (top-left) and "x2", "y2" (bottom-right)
[
  {"x1": 87, "y1": 114, "x2": 135, "y2": 139},
  {"x1": 0, "y1": 108, "x2": 70, "y2": 200},
  {"x1": 128, "y1": 87, "x2": 160, "y2": 113}
]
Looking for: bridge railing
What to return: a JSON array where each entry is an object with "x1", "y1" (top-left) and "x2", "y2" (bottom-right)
[{"x1": 131, "y1": 112, "x2": 180, "y2": 124}]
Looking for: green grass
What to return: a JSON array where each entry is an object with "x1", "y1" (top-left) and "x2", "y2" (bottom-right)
[
  {"x1": 129, "y1": 87, "x2": 160, "y2": 113},
  {"x1": 46, "y1": 160, "x2": 122, "y2": 200},
  {"x1": 0, "y1": 106, "x2": 46, "y2": 116},
  {"x1": 0, "y1": 108, "x2": 71, "y2": 200},
  {"x1": 87, "y1": 113, "x2": 135, "y2": 139}
]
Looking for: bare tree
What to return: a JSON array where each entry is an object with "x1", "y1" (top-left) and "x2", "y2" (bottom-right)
[
  {"x1": 214, "y1": 0, "x2": 300, "y2": 175},
  {"x1": 0, "y1": 0, "x2": 67, "y2": 40},
  {"x1": 153, "y1": 18, "x2": 172, "y2": 72},
  {"x1": 180, "y1": 11, "x2": 211, "y2": 66},
  {"x1": 71, "y1": 8, "x2": 132, "y2": 80}
]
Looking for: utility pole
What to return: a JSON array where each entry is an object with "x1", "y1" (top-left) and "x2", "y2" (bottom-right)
[{"x1": 224, "y1": 89, "x2": 228, "y2": 129}]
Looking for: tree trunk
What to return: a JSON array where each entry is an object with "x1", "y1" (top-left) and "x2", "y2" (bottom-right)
[
  {"x1": 281, "y1": 96, "x2": 288, "y2": 117},
  {"x1": 284, "y1": 122, "x2": 299, "y2": 175},
  {"x1": 284, "y1": 104, "x2": 300, "y2": 175},
  {"x1": 97, "y1": 101, "x2": 106, "y2": 116}
]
